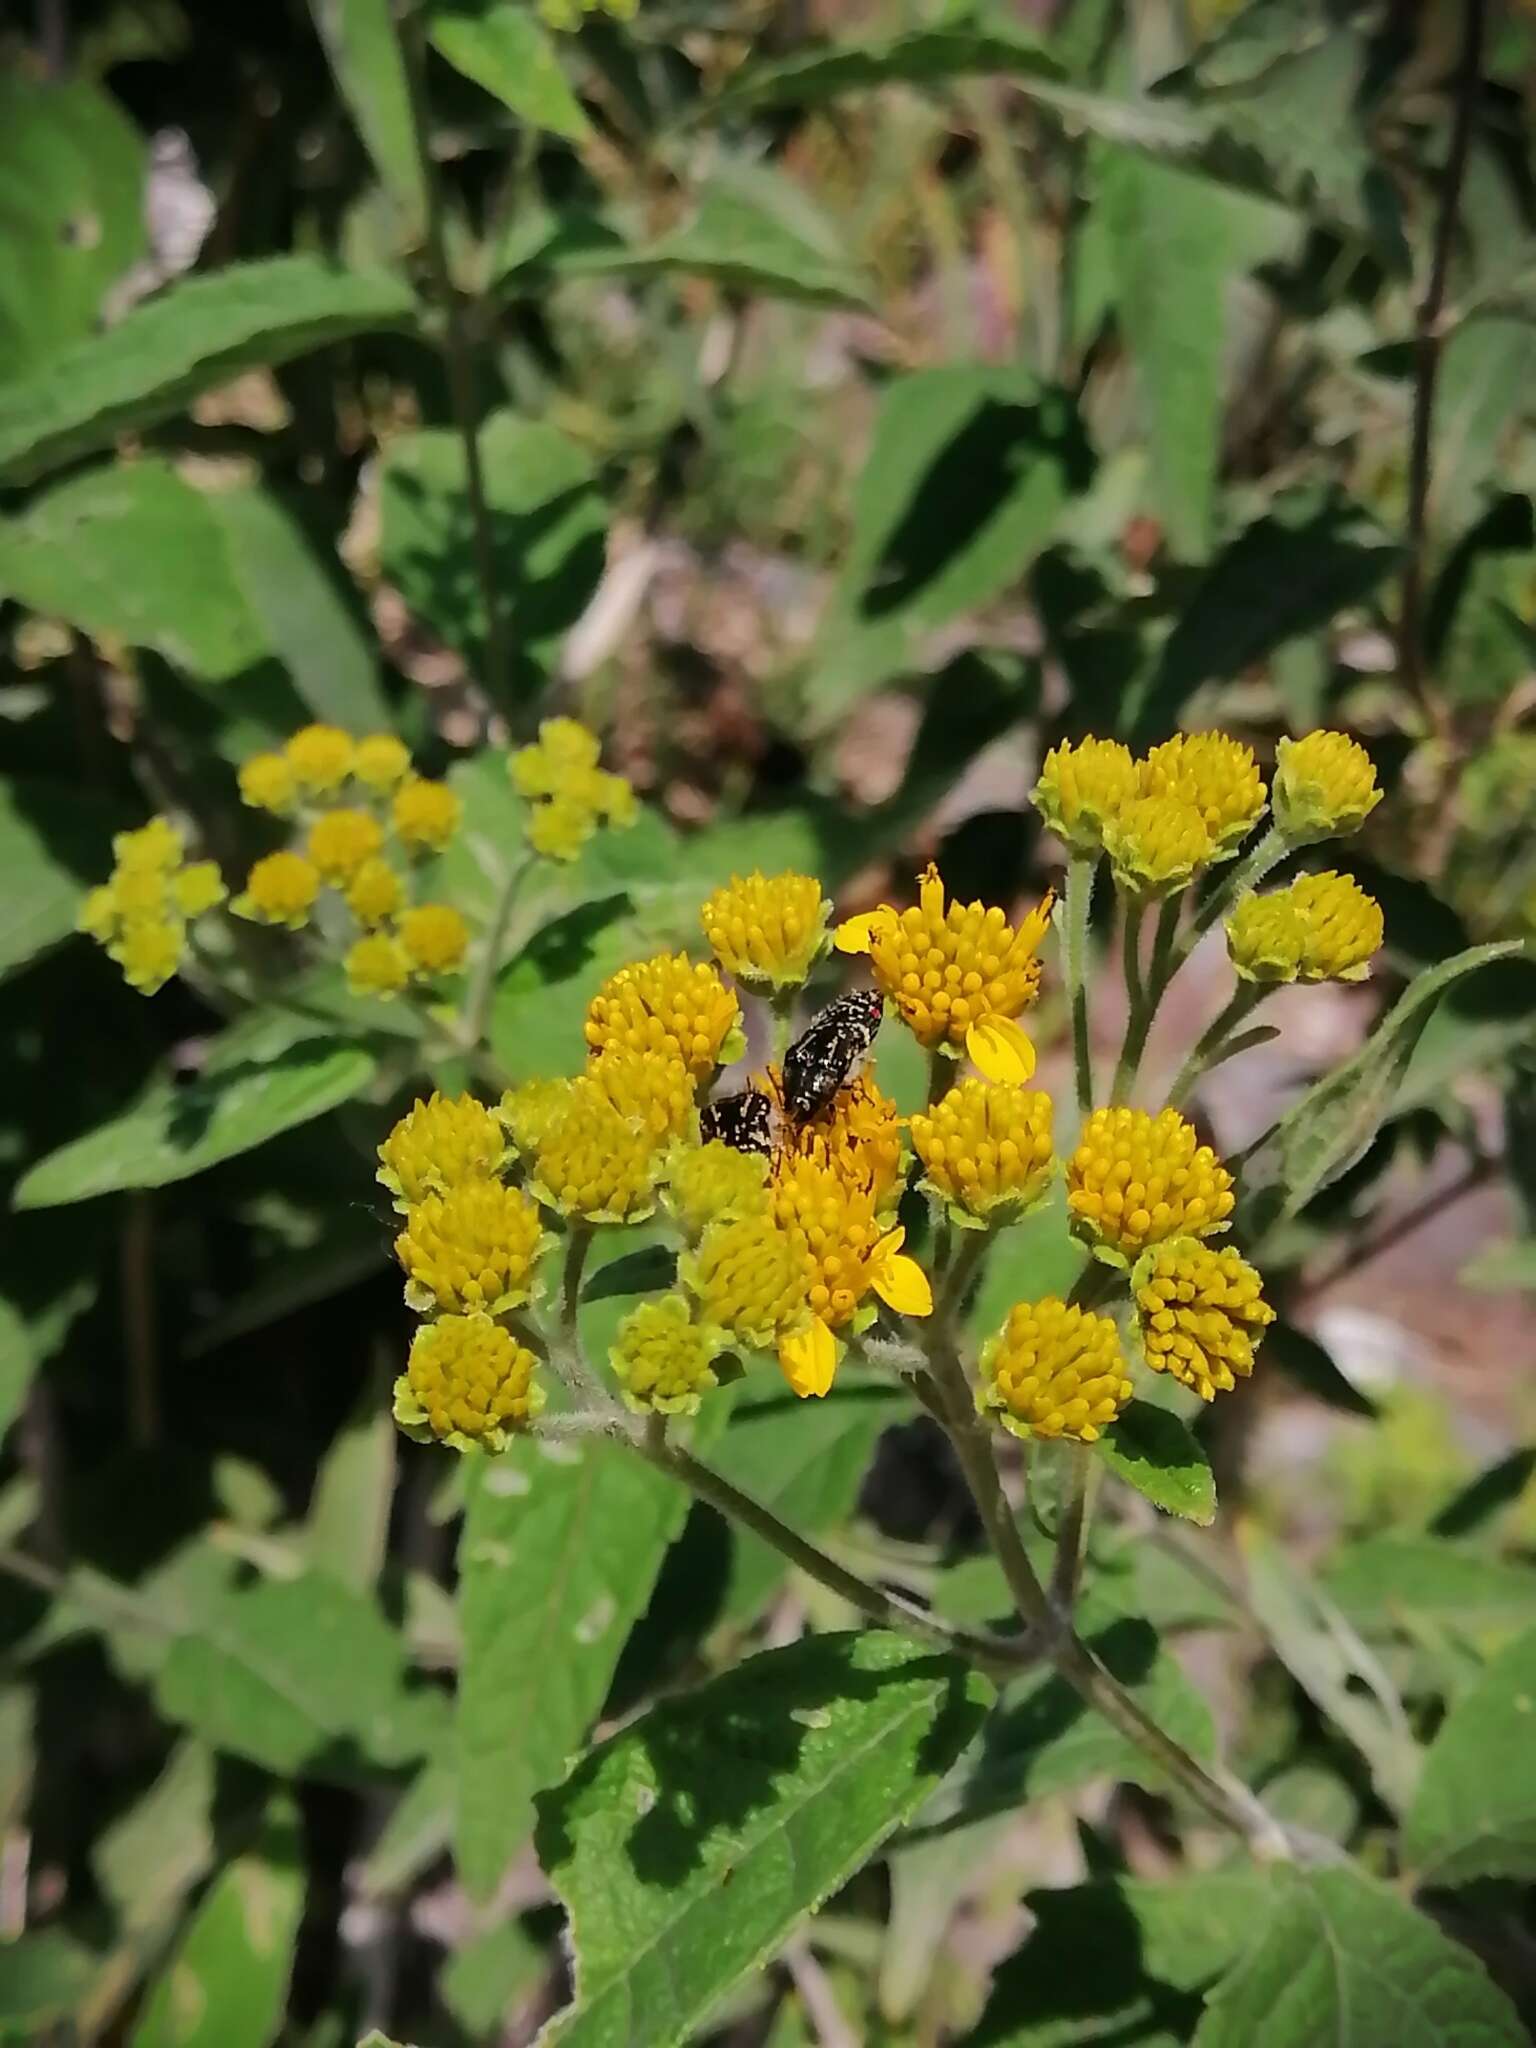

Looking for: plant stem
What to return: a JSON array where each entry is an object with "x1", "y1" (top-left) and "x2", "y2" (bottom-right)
[
  {"x1": 1063, "y1": 854, "x2": 1095, "y2": 1115},
  {"x1": 925, "y1": 1047, "x2": 952, "y2": 1109},
  {"x1": 1165, "y1": 983, "x2": 1266, "y2": 1111},
  {"x1": 1184, "y1": 826, "x2": 1287, "y2": 955},
  {"x1": 1049, "y1": 1444, "x2": 1093, "y2": 1615},
  {"x1": 464, "y1": 855, "x2": 531, "y2": 1051},
  {"x1": 395, "y1": 1, "x2": 511, "y2": 713},
  {"x1": 560, "y1": 1225, "x2": 593, "y2": 1339}
]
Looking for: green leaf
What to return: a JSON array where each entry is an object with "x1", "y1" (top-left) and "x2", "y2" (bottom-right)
[
  {"x1": 489, "y1": 897, "x2": 649, "y2": 1082},
  {"x1": 0, "y1": 1930, "x2": 97, "y2": 2035},
  {"x1": 206, "y1": 487, "x2": 390, "y2": 728},
  {"x1": 1434, "y1": 319, "x2": 1536, "y2": 543},
  {"x1": 455, "y1": 1438, "x2": 697, "y2": 1901},
  {"x1": 306, "y1": 1384, "x2": 397, "y2": 1594},
  {"x1": 308, "y1": 0, "x2": 427, "y2": 225},
  {"x1": 379, "y1": 410, "x2": 606, "y2": 696},
  {"x1": 0, "y1": 256, "x2": 415, "y2": 485},
  {"x1": 1406, "y1": 1623, "x2": 1536, "y2": 1887},
  {"x1": 1191, "y1": 1866, "x2": 1525, "y2": 2048},
  {"x1": 95, "y1": 1740, "x2": 215, "y2": 1940},
  {"x1": 536, "y1": 1631, "x2": 990, "y2": 2047},
  {"x1": 442, "y1": 1917, "x2": 543, "y2": 2037},
  {"x1": 575, "y1": 186, "x2": 872, "y2": 310},
  {"x1": 0, "y1": 776, "x2": 123, "y2": 981},
  {"x1": 0, "y1": 75, "x2": 147, "y2": 379},
  {"x1": 153, "y1": 1570, "x2": 439, "y2": 1776},
  {"x1": 131, "y1": 1801, "x2": 304, "y2": 2048},
  {"x1": 15, "y1": 1038, "x2": 377, "y2": 1208},
  {"x1": 710, "y1": 1384, "x2": 904, "y2": 1625},
  {"x1": 429, "y1": 1, "x2": 589, "y2": 139},
  {"x1": 1099, "y1": 1401, "x2": 1216, "y2": 1525},
  {"x1": 1238, "y1": 941, "x2": 1527, "y2": 1240},
  {"x1": 707, "y1": 23, "x2": 1067, "y2": 110}
]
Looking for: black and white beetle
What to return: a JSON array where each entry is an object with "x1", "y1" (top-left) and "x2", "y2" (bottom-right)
[
  {"x1": 699, "y1": 1086, "x2": 776, "y2": 1158},
  {"x1": 780, "y1": 989, "x2": 885, "y2": 1122}
]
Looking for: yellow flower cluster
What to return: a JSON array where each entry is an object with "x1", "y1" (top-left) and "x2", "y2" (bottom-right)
[
  {"x1": 78, "y1": 816, "x2": 226, "y2": 995},
  {"x1": 610, "y1": 1295, "x2": 723, "y2": 1416},
  {"x1": 1134, "y1": 1239, "x2": 1274, "y2": 1402},
  {"x1": 1273, "y1": 731, "x2": 1381, "y2": 843},
  {"x1": 1067, "y1": 1106, "x2": 1234, "y2": 1263},
  {"x1": 1034, "y1": 729, "x2": 1265, "y2": 879},
  {"x1": 979, "y1": 1298, "x2": 1132, "y2": 1443},
  {"x1": 1227, "y1": 871, "x2": 1383, "y2": 985},
  {"x1": 836, "y1": 863, "x2": 1053, "y2": 1084},
  {"x1": 396, "y1": 1315, "x2": 543, "y2": 1453},
  {"x1": 584, "y1": 953, "x2": 742, "y2": 1083},
  {"x1": 510, "y1": 718, "x2": 636, "y2": 863},
  {"x1": 779, "y1": 1069, "x2": 905, "y2": 1210},
  {"x1": 239, "y1": 726, "x2": 414, "y2": 814},
  {"x1": 910, "y1": 1080, "x2": 1054, "y2": 1228},
  {"x1": 701, "y1": 871, "x2": 831, "y2": 989}
]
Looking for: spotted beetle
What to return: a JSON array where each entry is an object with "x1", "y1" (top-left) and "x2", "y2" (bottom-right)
[
  {"x1": 699, "y1": 1086, "x2": 776, "y2": 1158},
  {"x1": 780, "y1": 989, "x2": 885, "y2": 1122}
]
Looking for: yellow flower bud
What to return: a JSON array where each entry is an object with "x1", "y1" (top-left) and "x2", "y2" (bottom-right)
[
  {"x1": 345, "y1": 858, "x2": 404, "y2": 927},
  {"x1": 1067, "y1": 1106, "x2": 1234, "y2": 1263},
  {"x1": 392, "y1": 776, "x2": 462, "y2": 853},
  {"x1": 680, "y1": 1209, "x2": 806, "y2": 1349},
  {"x1": 170, "y1": 862, "x2": 226, "y2": 918},
  {"x1": 664, "y1": 1140, "x2": 770, "y2": 1245},
  {"x1": 526, "y1": 1076, "x2": 661, "y2": 1224},
  {"x1": 498, "y1": 1077, "x2": 569, "y2": 1157},
  {"x1": 1226, "y1": 890, "x2": 1305, "y2": 984},
  {"x1": 527, "y1": 794, "x2": 598, "y2": 863},
  {"x1": 1138, "y1": 732, "x2": 1266, "y2": 860},
  {"x1": 584, "y1": 953, "x2": 741, "y2": 1084},
  {"x1": 1134, "y1": 1238, "x2": 1274, "y2": 1401},
  {"x1": 112, "y1": 816, "x2": 185, "y2": 873},
  {"x1": 700, "y1": 870, "x2": 831, "y2": 989},
  {"x1": 353, "y1": 733, "x2": 412, "y2": 793},
  {"x1": 586, "y1": 1047, "x2": 696, "y2": 1146},
  {"x1": 109, "y1": 916, "x2": 185, "y2": 995},
  {"x1": 395, "y1": 1181, "x2": 547, "y2": 1315},
  {"x1": 400, "y1": 903, "x2": 470, "y2": 977},
  {"x1": 1273, "y1": 730, "x2": 1382, "y2": 843},
  {"x1": 285, "y1": 723, "x2": 355, "y2": 795},
  {"x1": 979, "y1": 1297, "x2": 1131, "y2": 1442},
  {"x1": 378, "y1": 1091, "x2": 508, "y2": 1210},
  {"x1": 238, "y1": 751, "x2": 298, "y2": 814},
  {"x1": 307, "y1": 807, "x2": 384, "y2": 882},
  {"x1": 395, "y1": 1314, "x2": 543, "y2": 1452},
  {"x1": 1032, "y1": 736, "x2": 1138, "y2": 853},
  {"x1": 510, "y1": 717, "x2": 601, "y2": 794},
  {"x1": 1101, "y1": 795, "x2": 1213, "y2": 899},
  {"x1": 345, "y1": 933, "x2": 412, "y2": 999},
  {"x1": 1288, "y1": 871, "x2": 1384, "y2": 983},
  {"x1": 610, "y1": 1294, "x2": 723, "y2": 1415},
  {"x1": 910, "y1": 1079, "x2": 1054, "y2": 1227},
  {"x1": 234, "y1": 851, "x2": 321, "y2": 928}
]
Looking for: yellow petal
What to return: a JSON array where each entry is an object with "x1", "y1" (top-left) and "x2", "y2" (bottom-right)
[
  {"x1": 918, "y1": 861, "x2": 946, "y2": 920},
  {"x1": 834, "y1": 910, "x2": 889, "y2": 956},
  {"x1": 871, "y1": 1251, "x2": 933, "y2": 1318},
  {"x1": 967, "y1": 1014, "x2": 1037, "y2": 1084},
  {"x1": 778, "y1": 1318, "x2": 839, "y2": 1398},
  {"x1": 1017, "y1": 884, "x2": 1058, "y2": 954}
]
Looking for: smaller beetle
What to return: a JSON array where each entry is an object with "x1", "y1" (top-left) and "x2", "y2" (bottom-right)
[{"x1": 699, "y1": 1086, "x2": 776, "y2": 1158}]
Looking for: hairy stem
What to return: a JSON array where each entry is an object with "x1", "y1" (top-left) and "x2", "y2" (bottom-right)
[
  {"x1": 1063, "y1": 853, "x2": 1095, "y2": 1116},
  {"x1": 1049, "y1": 1445, "x2": 1094, "y2": 1615},
  {"x1": 464, "y1": 855, "x2": 531, "y2": 1051},
  {"x1": 1165, "y1": 983, "x2": 1266, "y2": 1111},
  {"x1": 1184, "y1": 826, "x2": 1287, "y2": 954}
]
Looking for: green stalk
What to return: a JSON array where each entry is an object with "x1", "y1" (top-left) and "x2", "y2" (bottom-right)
[
  {"x1": 1165, "y1": 983, "x2": 1267, "y2": 1111},
  {"x1": 1183, "y1": 826, "x2": 1288, "y2": 957},
  {"x1": 464, "y1": 854, "x2": 532, "y2": 1052},
  {"x1": 1063, "y1": 853, "x2": 1095, "y2": 1116}
]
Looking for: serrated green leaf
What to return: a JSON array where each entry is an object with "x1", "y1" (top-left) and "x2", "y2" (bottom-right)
[
  {"x1": 455, "y1": 1438, "x2": 697, "y2": 1901},
  {"x1": 574, "y1": 186, "x2": 872, "y2": 310},
  {"x1": 153, "y1": 1571, "x2": 440, "y2": 1777},
  {"x1": 0, "y1": 776, "x2": 123, "y2": 982},
  {"x1": 1406, "y1": 1623, "x2": 1536, "y2": 1887},
  {"x1": 706, "y1": 23, "x2": 1066, "y2": 111},
  {"x1": 15, "y1": 1039, "x2": 377, "y2": 1208},
  {"x1": 1191, "y1": 1866, "x2": 1524, "y2": 2048},
  {"x1": 0, "y1": 257, "x2": 415, "y2": 485},
  {"x1": 308, "y1": 0, "x2": 426, "y2": 225},
  {"x1": 429, "y1": 1, "x2": 589, "y2": 139},
  {"x1": 1099, "y1": 1401, "x2": 1216, "y2": 1525},
  {"x1": 536, "y1": 1631, "x2": 990, "y2": 2047}
]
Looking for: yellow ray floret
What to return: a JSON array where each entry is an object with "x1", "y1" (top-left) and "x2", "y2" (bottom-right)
[
  {"x1": 910, "y1": 1079, "x2": 1054, "y2": 1227},
  {"x1": 978, "y1": 1297, "x2": 1132, "y2": 1442},
  {"x1": 610, "y1": 1294, "x2": 724, "y2": 1415},
  {"x1": 1067, "y1": 1105, "x2": 1234, "y2": 1263},
  {"x1": 1138, "y1": 732, "x2": 1266, "y2": 860},
  {"x1": 394, "y1": 1180, "x2": 547, "y2": 1315},
  {"x1": 700, "y1": 870, "x2": 831, "y2": 989},
  {"x1": 584, "y1": 952, "x2": 741, "y2": 1083},
  {"x1": 394, "y1": 1314, "x2": 543, "y2": 1452},
  {"x1": 1273, "y1": 730, "x2": 1382, "y2": 843},
  {"x1": 285, "y1": 724, "x2": 355, "y2": 795},
  {"x1": 1032, "y1": 736, "x2": 1138, "y2": 854},
  {"x1": 835, "y1": 864, "x2": 1051, "y2": 1082},
  {"x1": 1134, "y1": 1237, "x2": 1274, "y2": 1401},
  {"x1": 1101, "y1": 795, "x2": 1213, "y2": 899},
  {"x1": 234, "y1": 851, "x2": 321, "y2": 929},
  {"x1": 378, "y1": 1091, "x2": 509, "y2": 1210}
]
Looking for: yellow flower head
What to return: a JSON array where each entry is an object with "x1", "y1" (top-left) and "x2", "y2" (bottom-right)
[
  {"x1": 910, "y1": 1079, "x2": 1054, "y2": 1228},
  {"x1": 511, "y1": 716, "x2": 601, "y2": 792},
  {"x1": 774, "y1": 1065, "x2": 905, "y2": 1210},
  {"x1": 528, "y1": 794, "x2": 598, "y2": 863},
  {"x1": 498, "y1": 1076, "x2": 569, "y2": 1157},
  {"x1": 395, "y1": 1314, "x2": 543, "y2": 1453},
  {"x1": 346, "y1": 933, "x2": 412, "y2": 999},
  {"x1": 400, "y1": 903, "x2": 470, "y2": 977},
  {"x1": 395, "y1": 1180, "x2": 546, "y2": 1315},
  {"x1": 701, "y1": 871, "x2": 831, "y2": 989},
  {"x1": 238, "y1": 751, "x2": 297, "y2": 815},
  {"x1": 978, "y1": 1297, "x2": 1132, "y2": 1443},
  {"x1": 665, "y1": 1140, "x2": 770, "y2": 1244},
  {"x1": 392, "y1": 776, "x2": 462, "y2": 854},
  {"x1": 511, "y1": 718, "x2": 636, "y2": 863},
  {"x1": 234, "y1": 850, "x2": 321, "y2": 928},
  {"x1": 307, "y1": 807, "x2": 384, "y2": 883},
  {"x1": 770, "y1": 1153, "x2": 932, "y2": 1345},
  {"x1": 345, "y1": 858, "x2": 404, "y2": 927},
  {"x1": 1101, "y1": 795, "x2": 1213, "y2": 898},
  {"x1": 1225, "y1": 889, "x2": 1306, "y2": 984},
  {"x1": 835, "y1": 865, "x2": 1052, "y2": 1084},
  {"x1": 584, "y1": 953, "x2": 741, "y2": 1084},
  {"x1": 78, "y1": 884, "x2": 119, "y2": 942},
  {"x1": 353, "y1": 733, "x2": 412, "y2": 793},
  {"x1": 285, "y1": 724, "x2": 355, "y2": 795},
  {"x1": 1273, "y1": 730, "x2": 1382, "y2": 843},
  {"x1": 1032, "y1": 736, "x2": 1138, "y2": 854},
  {"x1": 1134, "y1": 1238, "x2": 1274, "y2": 1402},
  {"x1": 610, "y1": 1294, "x2": 723, "y2": 1416},
  {"x1": 109, "y1": 916, "x2": 185, "y2": 996},
  {"x1": 170, "y1": 862, "x2": 226, "y2": 918},
  {"x1": 1067, "y1": 1105, "x2": 1235, "y2": 1264},
  {"x1": 526, "y1": 1077, "x2": 661, "y2": 1224},
  {"x1": 378, "y1": 1091, "x2": 509, "y2": 1211},
  {"x1": 1138, "y1": 732, "x2": 1266, "y2": 860},
  {"x1": 113, "y1": 815, "x2": 185, "y2": 873},
  {"x1": 111, "y1": 867, "x2": 170, "y2": 919},
  {"x1": 1288, "y1": 871, "x2": 1384, "y2": 983},
  {"x1": 587, "y1": 1046, "x2": 696, "y2": 1146},
  {"x1": 680, "y1": 1208, "x2": 806, "y2": 1349}
]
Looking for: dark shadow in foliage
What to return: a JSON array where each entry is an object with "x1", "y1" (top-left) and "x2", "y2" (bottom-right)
[
  {"x1": 874, "y1": 652, "x2": 1040, "y2": 848},
  {"x1": 859, "y1": 393, "x2": 1093, "y2": 621},
  {"x1": 514, "y1": 894, "x2": 630, "y2": 986},
  {"x1": 1432, "y1": 1448, "x2": 1536, "y2": 1540},
  {"x1": 538, "y1": 1638, "x2": 983, "y2": 1889},
  {"x1": 1425, "y1": 493, "x2": 1535, "y2": 675},
  {"x1": 605, "y1": 1499, "x2": 733, "y2": 1719},
  {"x1": 969, "y1": 1882, "x2": 1207, "y2": 2047},
  {"x1": 937, "y1": 809, "x2": 1045, "y2": 917}
]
